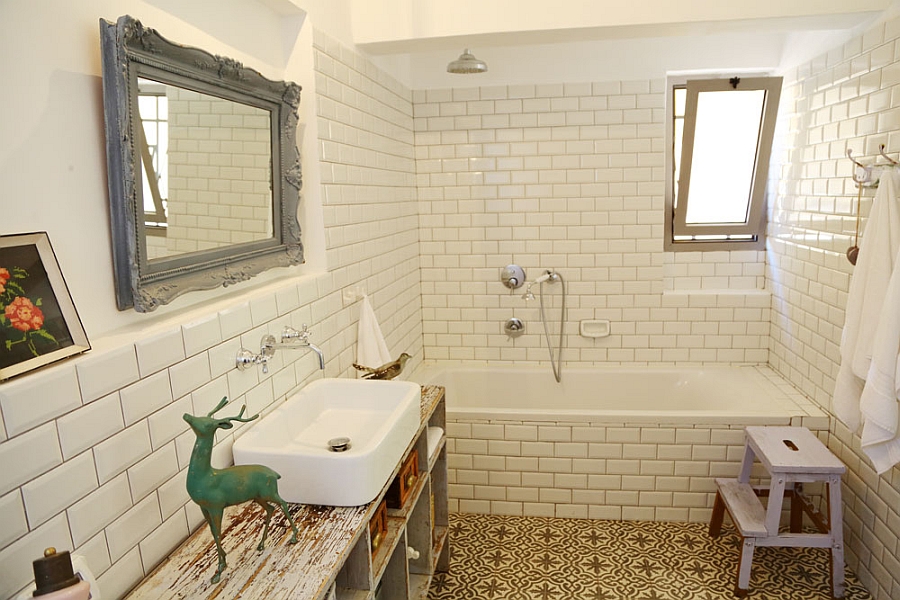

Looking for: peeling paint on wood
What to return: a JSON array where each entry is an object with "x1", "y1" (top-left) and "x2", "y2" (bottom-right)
[{"x1": 125, "y1": 386, "x2": 445, "y2": 600}]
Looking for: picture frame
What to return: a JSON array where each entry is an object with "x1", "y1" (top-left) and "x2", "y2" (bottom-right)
[{"x1": 0, "y1": 232, "x2": 90, "y2": 380}]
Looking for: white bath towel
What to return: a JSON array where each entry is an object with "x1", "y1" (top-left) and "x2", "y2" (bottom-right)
[
  {"x1": 834, "y1": 168, "x2": 900, "y2": 430},
  {"x1": 860, "y1": 243, "x2": 900, "y2": 473},
  {"x1": 357, "y1": 294, "x2": 391, "y2": 369}
]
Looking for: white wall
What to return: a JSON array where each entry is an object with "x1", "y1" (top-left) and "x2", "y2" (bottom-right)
[
  {"x1": 770, "y1": 13, "x2": 900, "y2": 600},
  {"x1": 0, "y1": 0, "x2": 339, "y2": 340},
  {"x1": 0, "y1": 2, "x2": 422, "y2": 598},
  {"x1": 414, "y1": 82, "x2": 770, "y2": 364}
]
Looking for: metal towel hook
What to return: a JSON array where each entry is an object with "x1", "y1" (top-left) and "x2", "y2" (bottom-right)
[
  {"x1": 879, "y1": 144, "x2": 899, "y2": 166},
  {"x1": 846, "y1": 149, "x2": 872, "y2": 185}
]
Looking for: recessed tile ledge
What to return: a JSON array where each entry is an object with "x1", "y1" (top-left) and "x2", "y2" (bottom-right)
[{"x1": 662, "y1": 289, "x2": 771, "y2": 296}]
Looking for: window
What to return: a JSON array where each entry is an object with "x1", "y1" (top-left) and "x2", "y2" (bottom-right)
[
  {"x1": 665, "y1": 76, "x2": 782, "y2": 250},
  {"x1": 137, "y1": 80, "x2": 169, "y2": 230}
]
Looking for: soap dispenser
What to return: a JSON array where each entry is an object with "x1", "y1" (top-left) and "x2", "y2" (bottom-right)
[{"x1": 30, "y1": 548, "x2": 91, "y2": 600}]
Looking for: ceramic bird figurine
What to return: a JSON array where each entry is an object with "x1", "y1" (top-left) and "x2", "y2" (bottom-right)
[{"x1": 353, "y1": 353, "x2": 411, "y2": 380}]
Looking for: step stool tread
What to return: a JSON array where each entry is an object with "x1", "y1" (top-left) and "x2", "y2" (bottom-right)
[
  {"x1": 744, "y1": 427, "x2": 844, "y2": 474},
  {"x1": 715, "y1": 478, "x2": 767, "y2": 537}
]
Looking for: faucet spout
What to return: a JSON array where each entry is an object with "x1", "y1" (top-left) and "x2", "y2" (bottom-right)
[{"x1": 305, "y1": 342, "x2": 325, "y2": 370}]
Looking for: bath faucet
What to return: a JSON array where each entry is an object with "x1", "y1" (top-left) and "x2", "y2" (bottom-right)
[
  {"x1": 274, "y1": 325, "x2": 325, "y2": 370},
  {"x1": 521, "y1": 270, "x2": 560, "y2": 300}
]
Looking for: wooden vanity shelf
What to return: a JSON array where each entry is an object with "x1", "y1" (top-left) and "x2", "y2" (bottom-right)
[{"x1": 124, "y1": 386, "x2": 448, "y2": 600}]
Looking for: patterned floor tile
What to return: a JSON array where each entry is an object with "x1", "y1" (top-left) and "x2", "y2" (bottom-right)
[{"x1": 428, "y1": 513, "x2": 872, "y2": 600}]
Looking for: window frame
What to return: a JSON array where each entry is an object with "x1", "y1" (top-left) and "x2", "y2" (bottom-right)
[{"x1": 664, "y1": 75, "x2": 782, "y2": 251}]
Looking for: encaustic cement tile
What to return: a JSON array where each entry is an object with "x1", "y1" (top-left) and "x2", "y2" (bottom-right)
[{"x1": 429, "y1": 513, "x2": 872, "y2": 600}]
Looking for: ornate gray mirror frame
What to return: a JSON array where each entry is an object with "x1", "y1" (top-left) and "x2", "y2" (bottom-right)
[{"x1": 99, "y1": 15, "x2": 303, "y2": 312}]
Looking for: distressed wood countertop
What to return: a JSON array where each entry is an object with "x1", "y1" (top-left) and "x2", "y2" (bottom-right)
[{"x1": 125, "y1": 385, "x2": 445, "y2": 600}]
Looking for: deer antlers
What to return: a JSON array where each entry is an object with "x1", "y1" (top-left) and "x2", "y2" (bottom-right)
[{"x1": 207, "y1": 397, "x2": 260, "y2": 423}]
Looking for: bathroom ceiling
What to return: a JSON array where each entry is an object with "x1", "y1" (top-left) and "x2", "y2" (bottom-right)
[
  {"x1": 351, "y1": 0, "x2": 893, "y2": 87},
  {"x1": 351, "y1": 0, "x2": 891, "y2": 55}
]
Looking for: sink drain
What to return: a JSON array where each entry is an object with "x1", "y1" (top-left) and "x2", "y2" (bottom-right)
[{"x1": 328, "y1": 437, "x2": 351, "y2": 452}]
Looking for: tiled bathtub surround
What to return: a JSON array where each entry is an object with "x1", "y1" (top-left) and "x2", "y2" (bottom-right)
[
  {"x1": 440, "y1": 367, "x2": 828, "y2": 521},
  {"x1": 0, "y1": 30, "x2": 422, "y2": 600},
  {"x1": 769, "y1": 13, "x2": 900, "y2": 600},
  {"x1": 414, "y1": 82, "x2": 770, "y2": 365}
]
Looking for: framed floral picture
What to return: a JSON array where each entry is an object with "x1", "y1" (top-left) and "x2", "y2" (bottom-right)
[{"x1": 0, "y1": 232, "x2": 90, "y2": 380}]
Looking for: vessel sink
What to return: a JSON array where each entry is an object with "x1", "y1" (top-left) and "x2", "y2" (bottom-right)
[{"x1": 232, "y1": 378, "x2": 421, "y2": 506}]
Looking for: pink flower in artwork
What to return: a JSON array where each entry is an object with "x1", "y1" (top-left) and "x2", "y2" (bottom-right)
[{"x1": 5, "y1": 296, "x2": 45, "y2": 332}]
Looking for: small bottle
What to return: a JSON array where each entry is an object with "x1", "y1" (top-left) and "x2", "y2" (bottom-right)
[{"x1": 31, "y1": 548, "x2": 91, "y2": 600}]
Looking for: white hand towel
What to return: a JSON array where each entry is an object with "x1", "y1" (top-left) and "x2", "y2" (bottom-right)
[
  {"x1": 834, "y1": 169, "x2": 900, "y2": 430},
  {"x1": 357, "y1": 294, "x2": 391, "y2": 368},
  {"x1": 860, "y1": 243, "x2": 900, "y2": 473}
]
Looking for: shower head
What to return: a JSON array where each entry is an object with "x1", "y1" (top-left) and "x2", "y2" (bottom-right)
[
  {"x1": 447, "y1": 49, "x2": 488, "y2": 74},
  {"x1": 521, "y1": 284, "x2": 535, "y2": 301}
]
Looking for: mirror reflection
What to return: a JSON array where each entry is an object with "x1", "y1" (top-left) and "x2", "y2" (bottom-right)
[{"x1": 137, "y1": 78, "x2": 275, "y2": 261}]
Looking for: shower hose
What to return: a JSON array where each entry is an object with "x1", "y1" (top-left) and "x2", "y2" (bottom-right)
[{"x1": 538, "y1": 273, "x2": 566, "y2": 383}]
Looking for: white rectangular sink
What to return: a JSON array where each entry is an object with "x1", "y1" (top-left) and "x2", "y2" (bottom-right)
[{"x1": 233, "y1": 378, "x2": 421, "y2": 506}]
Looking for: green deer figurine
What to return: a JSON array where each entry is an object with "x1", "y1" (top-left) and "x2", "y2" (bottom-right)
[{"x1": 183, "y1": 397, "x2": 299, "y2": 583}]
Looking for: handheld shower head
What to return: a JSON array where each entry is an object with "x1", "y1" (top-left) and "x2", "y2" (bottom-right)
[
  {"x1": 521, "y1": 284, "x2": 535, "y2": 301},
  {"x1": 534, "y1": 270, "x2": 559, "y2": 285}
]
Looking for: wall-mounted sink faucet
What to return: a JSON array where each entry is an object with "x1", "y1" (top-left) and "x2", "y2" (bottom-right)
[
  {"x1": 236, "y1": 336, "x2": 276, "y2": 374},
  {"x1": 236, "y1": 324, "x2": 326, "y2": 373},
  {"x1": 274, "y1": 325, "x2": 325, "y2": 370}
]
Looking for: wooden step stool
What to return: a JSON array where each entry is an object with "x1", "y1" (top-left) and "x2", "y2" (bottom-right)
[{"x1": 708, "y1": 426, "x2": 846, "y2": 598}]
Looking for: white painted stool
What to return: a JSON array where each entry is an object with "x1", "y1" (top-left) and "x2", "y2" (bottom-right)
[{"x1": 708, "y1": 426, "x2": 846, "y2": 598}]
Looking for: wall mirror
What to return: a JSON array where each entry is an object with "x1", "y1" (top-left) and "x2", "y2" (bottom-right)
[{"x1": 100, "y1": 15, "x2": 303, "y2": 312}]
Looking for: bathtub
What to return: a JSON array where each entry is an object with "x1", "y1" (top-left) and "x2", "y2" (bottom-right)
[{"x1": 409, "y1": 363, "x2": 828, "y2": 522}]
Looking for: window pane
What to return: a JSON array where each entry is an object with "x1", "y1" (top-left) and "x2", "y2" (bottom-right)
[
  {"x1": 684, "y1": 89, "x2": 765, "y2": 225},
  {"x1": 138, "y1": 95, "x2": 157, "y2": 120},
  {"x1": 142, "y1": 121, "x2": 157, "y2": 145},
  {"x1": 673, "y1": 118, "x2": 684, "y2": 205},
  {"x1": 674, "y1": 87, "x2": 686, "y2": 117}
]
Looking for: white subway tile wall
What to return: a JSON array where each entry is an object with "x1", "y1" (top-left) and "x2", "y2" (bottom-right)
[
  {"x1": 0, "y1": 30, "x2": 422, "y2": 599},
  {"x1": 770, "y1": 15, "x2": 900, "y2": 600},
  {"x1": 414, "y1": 81, "x2": 770, "y2": 365},
  {"x1": 157, "y1": 89, "x2": 273, "y2": 259},
  {"x1": 448, "y1": 420, "x2": 762, "y2": 521}
]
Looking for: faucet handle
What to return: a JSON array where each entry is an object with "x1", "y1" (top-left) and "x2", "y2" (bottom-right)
[{"x1": 282, "y1": 324, "x2": 311, "y2": 342}]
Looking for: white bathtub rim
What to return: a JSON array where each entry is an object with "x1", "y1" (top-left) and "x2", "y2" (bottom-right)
[{"x1": 409, "y1": 362, "x2": 823, "y2": 426}]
